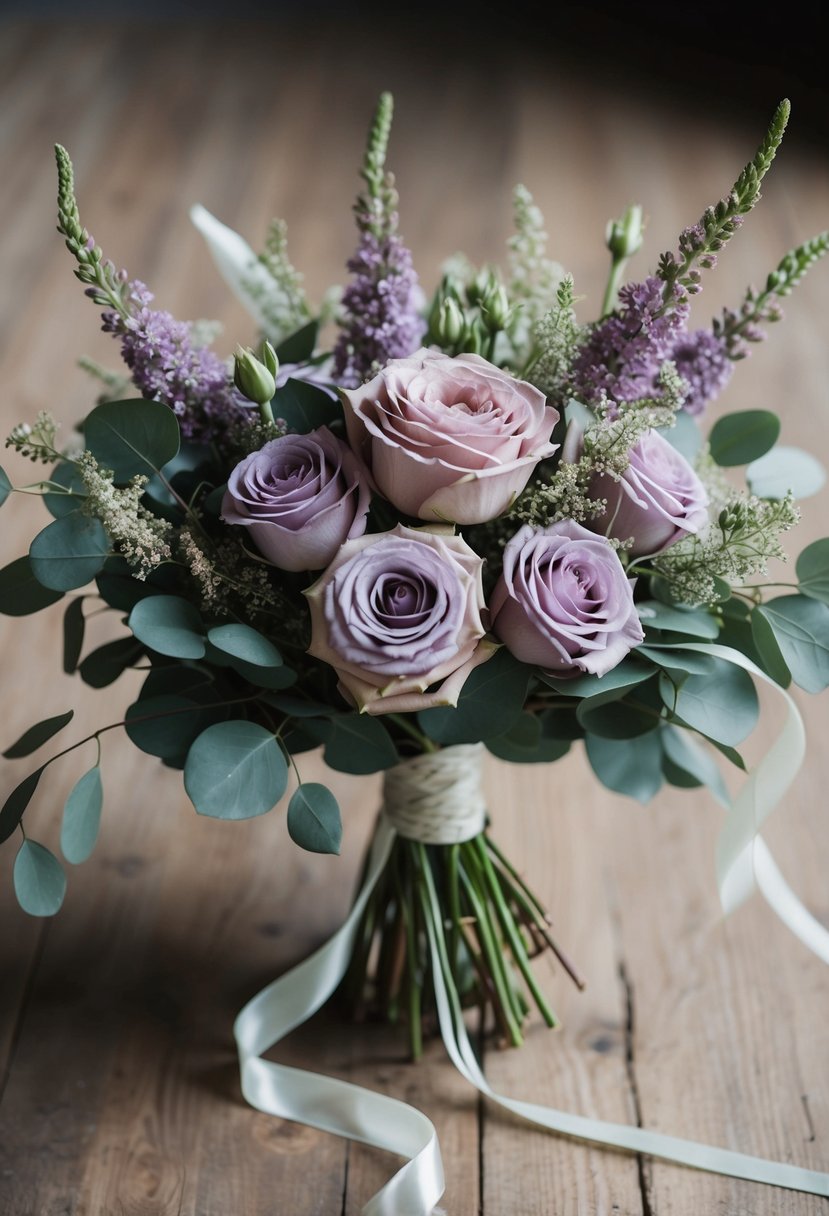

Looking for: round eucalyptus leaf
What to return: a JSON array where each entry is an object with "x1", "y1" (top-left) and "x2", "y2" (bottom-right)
[
  {"x1": 83, "y1": 398, "x2": 180, "y2": 482},
  {"x1": 752, "y1": 595, "x2": 829, "y2": 694},
  {"x1": 708, "y1": 410, "x2": 780, "y2": 467},
  {"x1": 747, "y1": 446, "x2": 826, "y2": 501},
  {"x1": 207, "y1": 623, "x2": 282, "y2": 668},
  {"x1": 303, "y1": 714, "x2": 398, "y2": 774},
  {"x1": 0, "y1": 556, "x2": 64, "y2": 616},
  {"x1": 78, "y1": 637, "x2": 143, "y2": 688},
  {"x1": 29, "y1": 512, "x2": 110, "y2": 591},
  {"x1": 61, "y1": 767, "x2": 103, "y2": 864},
  {"x1": 184, "y1": 721, "x2": 287, "y2": 819},
  {"x1": 585, "y1": 732, "x2": 663, "y2": 804},
  {"x1": 128, "y1": 595, "x2": 206, "y2": 659},
  {"x1": 287, "y1": 783, "x2": 342, "y2": 854},
  {"x1": 14, "y1": 840, "x2": 67, "y2": 916},
  {"x1": 796, "y1": 538, "x2": 829, "y2": 604},
  {"x1": 661, "y1": 663, "x2": 759, "y2": 746},
  {"x1": 43, "y1": 462, "x2": 87, "y2": 518}
]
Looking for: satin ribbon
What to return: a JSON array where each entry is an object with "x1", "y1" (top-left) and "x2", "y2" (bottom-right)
[{"x1": 235, "y1": 645, "x2": 829, "y2": 1212}]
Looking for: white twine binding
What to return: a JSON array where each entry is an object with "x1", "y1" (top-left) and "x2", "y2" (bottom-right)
[{"x1": 382, "y1": 742, "x2": 486, "y2": 844}]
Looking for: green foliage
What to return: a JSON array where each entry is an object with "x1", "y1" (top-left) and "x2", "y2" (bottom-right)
[
  {"x1": 638, "y1": 601, "x2": 720, "y2": 639},
  {"x1": 83, "y1": 398, "x2": 181, "y2": 483},
  {"x1": 287, "y1": 783, "x2": 342, "y2": 854},
  {"x1": 486, "y1": 713, "x2": 571, "y2": 764},
  {"x1": 0, "y1": 465, "x2": 11, "y2": 507},
  {"x1": 14, "y1": 840, "x2": 66, "y2": 916},
  {"x1": 0, "y1": 767, "x2": 46, "y2": 844},
  {"x1": 78, "y1": 637, "x2": 143, "y2": 688},
  {"x1": 43, "y1": 462, "x2": 87, "y2": 518},
  {"x1": 660, "y1": 662, "x2": 759, "y2": 747},
  {"x1": 275, "y1": 320, "x2": 318, "y2": 364},
  {"x1": 658, "y1": 409, "x2": 703, "y2": 463},
  {"x1": 752, "y1": 595, "x2": 829, "y2": 694},
  {"x1": 207, "y1": 623, "x2": 282, "y2": 669},
  {"x1": 55, "y1": 143, "x2": 130, "y2": 317},
  {"x1": 274, "y1": 380, "x2": 342, "y2": 434},
  {"x1": 184, "y1": 721, "x2": 288, "y2": 819},
  {"x1": 62, "y1": 598, "x2": 85, "y2": 674},
  {"x1": 660, "y1": 726, "x2": 729, "y2": 805},
  {"x1": 304, "y1": 714, "x2": 398, "y2": 774},
  {"x1": 128, "y1": 595, "x2": 206, "y2": 659},
  {"x1": 3, "y1": 710, "x2": 74, "y2": 759},
  {"x1": 61, "y1": 767, "x2": 103, "y2": 864},
  {"x1": 29, "y1": 512, "x2": 110, "y2": 591},
  {"x1": 540, "y1": 658, "x2": 653, "y2": 703},
  {"x1": 749, "y1": 606, "x2": 793, "y2": 688},
  {"x1": 585, "y1": 731, "x2": 663, "y2": 803},
  {"x1": 418, "y1": 649, "x2": 529, "y2": 745},
  {"x1": 0, "y1": 556, "x2": 64, "y2": 616},
  {"x1": 796, "y1": 539, "x2": 829, "y2": 604},
  {"x1": 125, "y1": 692, "x2": 226, "y2": 765},
  {"x1": 708, "y1": 410, "x2": 780, "y2": 466},
  {"x1": 746, "y1": 446, "x2": 826, "y2": 500}
]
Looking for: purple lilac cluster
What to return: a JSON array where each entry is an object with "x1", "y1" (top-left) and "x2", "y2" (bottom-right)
[
  {"x1": 101, "y1": 281, "x2": 248, "y2": 440},
  {"x1": 570, "y1": 275, "x2": 731, "y2": 416},
  {"x1": 332, "y1": 208, "x2": 423, "y2": 388}
]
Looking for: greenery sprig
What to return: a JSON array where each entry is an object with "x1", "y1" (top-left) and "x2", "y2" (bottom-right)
[{"x1": 55, "y1": 144, "x2": 131, "y2": 319}]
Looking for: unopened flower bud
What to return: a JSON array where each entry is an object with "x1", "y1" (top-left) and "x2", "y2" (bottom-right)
[
  {"x1": 467, "y1": 267, "x2": 498, "y2": 307},
  {"x1": 480, "y1": 285, "x2": 511, "y2": 334},
  {"x1": 461, "y1": 317, "x2": 487, "y2": 355},
  {"x1": 259, "y1": 339, "x2": 279, "y2": 378},
  {"x1": 434, "y1": 297, "x2": 465, "y2": 346},
  {"x1": 605, "y1": 203, "x2": 644, "y2": 260},
  {"x1": 234, "y1": 345, "x2": 276, "y2": 406}
]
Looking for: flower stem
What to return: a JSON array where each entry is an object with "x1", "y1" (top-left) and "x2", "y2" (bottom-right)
[{"x1": 387, "y1": 714, "x2": 439, "y2": 753}]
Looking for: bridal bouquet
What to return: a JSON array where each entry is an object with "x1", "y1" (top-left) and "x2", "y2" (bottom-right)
[{"x1": 2, "y1": 95, "x2": 828, "y2": 1067}]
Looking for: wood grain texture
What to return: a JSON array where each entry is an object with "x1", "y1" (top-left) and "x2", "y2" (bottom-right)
[{"x1": 0, "y1": 19, "x2": 827, "y2": 1215}]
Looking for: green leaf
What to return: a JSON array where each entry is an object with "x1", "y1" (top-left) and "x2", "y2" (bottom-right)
[
  {"x1": 3, "y1": 709, "x2": 74, "y2": 759},
  {"x1": 61, "y1": 767, "x2": 103, "y2": 864},
  {"x1": 184, "y1": 721, "x2": 288, "y2": 819},
  {"x1": 260, "y1": 693, "x2": 334, "y2": 718},
  {"x1": 275, "y1": 320, "x2": 319, "y2": 364},
  {"x1": 125, "y1": 693, "x2": 225, "y2": 762},
  {"x1": 796, "y1": 538, "x2": 829, "y2": 604},
  {"x1": 660, "y1": 663, "x2": 759, "y2": 746},
  {"x1": 83, "y1": 398, "x2": 181, "y2": 482},
  {"x1": 747, "y1": 446, "x2": 826, "y2": 500},
  {"x1": 14, "y1": 840, "x2": 66, "y2": 916},
  {"x1": 29, "y1": 512, "x2": 110, "y2": 591},
  {"x1": 62, "y1": 597, "x2": 85, "y2": 674},
  {"x1": 661, "y1": 725, "x2": 730, "y2": 805},
  {"x1": 0, "y1": 556, "x2": 64, "y2": 616},
  {"x1": 78, "y1": 637, "x2": 143, "y2": 688},
  {"x1": 749, "y1": 607, "x2": 792, "y2": 688},
  {"x1": 658, "y1": 410, "x2": 703, "y2": 462},
  {"x1": 0, "y1": 465, "x2": 11, "y2": 507},
  {"x1": 304, "y1": 714, "x2": 398, "y2": 774},
  {"x1": 287, "y1": 782, "x2": 342, "y2": 854},
  {"x1": 207, "y1": 623, "x2": 282, "y2": 668},
  {"x1": 752, "y1": 596, "x2": 829, "y2": 693},
  {"x1": 486, "y1": 713, "x2": 571, "y2": 764},
  {"x1": 708, "y1": 410, "x2": 780, "y2": 466},
  {"x1": 635, "y1": 645, "x2": 717, "y2": 676},
  {"x1": 0, "y1": 767, "x2": 45, "y2": 844},
  {"x1": 95, "y1": 554, "x2": 180, "y2": 612},
  {"x1": 585, "y1": 732, "x2": 663, "y2": 803},
  {"x1": 418, "y1": 648, "x2": 529, "y2": 744},
  {"x1": 540, "y1": 657, "x2": 653, "y2": 704},
  {"x1": 128, "y1": 595, "x2": 206, "y2": 659},
  {"x1": 577, "y1": 698, "x2": 660, "y2": 739},
  {"x1": 638, "y1": 600, "x2": 720, "y2": 639},
  {"x1": 274, "y1": 379, "x2": 342, "y2": 433},
  {"x1": 43, "y1": 461, "x2": 87, "y2": 518}
]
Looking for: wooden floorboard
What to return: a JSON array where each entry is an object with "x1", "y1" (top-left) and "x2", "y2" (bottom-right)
[{"x1": 0, "y1": 20, "x2": 827, "y2": 1215}]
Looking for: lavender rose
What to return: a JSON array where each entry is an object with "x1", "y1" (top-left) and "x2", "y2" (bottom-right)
[
  {"x1": 221, "y1": 426, "x2": 370, "y2": 572},
  {"x1": 305, "y1": 523, "x2": 495, "y2": 714},
  {"x1": 491, "y1": 521, "x2": 644, "y2": 677},
  {"x1": 589, "y1": 429, "x2": 709, "y2": 556},
  {"x1": 340, "y1": 348, "x2": 558, "y2": 525}
]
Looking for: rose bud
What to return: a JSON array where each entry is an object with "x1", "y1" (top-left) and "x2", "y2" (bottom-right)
[
  {"x1": 589, "y1": 428, "x2": 709, "y2": 556},
  {"x1": 305, "y1": 523, "x2": 495, "y2": 715},
  {"x1": 221, "y1": 426, "x2": 370, "y2": 572},
  {"x1": 491, "y1": 521, "x2": 644, "y2": 677},
  {"x1": 340, "y1": 348, "x2": 558, "y2": 525}
]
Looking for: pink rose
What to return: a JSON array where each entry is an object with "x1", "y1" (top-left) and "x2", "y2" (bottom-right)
[
  {"x1": 589, "y1": 429, "x2": 709, "y2": 556},
  {"x1": 305, "y1": 524, "x2": 495, "y2": 715},
  {"x1": 340, "y1": 348, "x2": 558, "y2": 524},
  {"x1": 221, "y1": 427, "x2": 370, "y2": 572}
]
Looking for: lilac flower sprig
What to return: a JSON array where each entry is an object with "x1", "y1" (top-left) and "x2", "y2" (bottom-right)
[
  {"x1": 332, "y1": 93, "x2": 423, "y2": 387},
  {"x1": 55, "y1": 144, "x2": 131, "y2": 320}
]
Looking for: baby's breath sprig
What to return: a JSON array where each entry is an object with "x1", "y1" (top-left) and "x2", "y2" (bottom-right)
[
  {"x1": 78, "y1": 453, "x2": 173, "y2": 579},
  {"x1": 525, "y1": 275, "x2": 581, "y2": 395},
  {"x1": 656, "y1": 100, "x2": 790, "y2": 309},
  {"x1": 5, "y1": 412, "x2": 62, "y2": 463},
  {"x1": 55, "y1": 144, "x2": 131, "y2": 319}
]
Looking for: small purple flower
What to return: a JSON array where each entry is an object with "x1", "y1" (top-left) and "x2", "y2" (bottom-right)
[
  {"x1": 222, "y1": 427, "x2": 370, "y2": 572},
  {"x1": 491, "y1": 521, "x2": 643, "y2": 677},
  {"x1": 589, "y1": 429, "x2": 709, "y2": 556},
  {"x1": 305, "y1": 524, "x2": 492, "y2": 714},
  {"x1": 667, "y1": 328, "x2": 733, "y2": 415}
]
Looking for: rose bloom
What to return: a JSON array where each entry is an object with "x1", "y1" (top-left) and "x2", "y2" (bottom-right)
[
  {"x1": 305, "y1": 524, "x2": 495, "y2": 714},
  {"x1": 340, "y1": 347, "x2": 558, "y2": 525},
  {"x1": 491, "y1": 521, "x2": 644, "y2": 677},
  {"x1": 221, "y1": 426, "x2": 370, "y2": 571},
  {"x1": 589, "y1": 428, "x2": 709, "y2": 556}
]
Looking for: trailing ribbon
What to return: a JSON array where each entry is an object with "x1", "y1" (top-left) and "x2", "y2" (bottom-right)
[{"x1": 234, "y1": 645, "x2": 829, "y2": 1213}]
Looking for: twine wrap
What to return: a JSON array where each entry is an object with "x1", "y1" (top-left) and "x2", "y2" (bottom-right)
[{"x1": 382, "y1": 743, "x2": 486, "y2": 845}]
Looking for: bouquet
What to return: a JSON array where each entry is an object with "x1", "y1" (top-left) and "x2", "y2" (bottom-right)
[{"x1": 2, "y1": 96, "x2": 829, "y2": 1187}]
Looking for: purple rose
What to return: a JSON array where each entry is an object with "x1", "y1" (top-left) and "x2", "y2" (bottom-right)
[
  {"x1": 589, "y1": 429, "x2": 709, "y2": 556},
  {"x1": 305, "y1": 523, "x2": 494, "y2": 714},
  {"x1": 221, "y1": 426, "x2": 370, "y2": 572},
  {"x1": 340, "y1": 348, "x2": 559, "y2": 524},
  {"x1": 491, "y1": 521, "x2": 644, "y2": 677}
]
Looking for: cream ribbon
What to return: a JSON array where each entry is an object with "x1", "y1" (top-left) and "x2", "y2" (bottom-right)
[{"x1": 234, "y1": 645, "x2": 829, "y2": 1212}]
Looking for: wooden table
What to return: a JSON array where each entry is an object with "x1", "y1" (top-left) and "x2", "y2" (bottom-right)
[{"x1": 1, "y1": 21, "x2": 827, "y2": 1215}]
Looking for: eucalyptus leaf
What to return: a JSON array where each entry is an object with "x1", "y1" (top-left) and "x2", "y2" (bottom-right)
[
  {"x1": 83, "y1": 397, "x2": 180, "y2": 482},
  {"x1": 749, "y1": 607, "x2": 792, "y2": 688},
  {"x1": 43, "y1": 462, "x2": 87, "y2": 518},
  {"x1": 274, "y1": 379, "x2": 341, "y2": 433},
  {"x1": 661, "y1": 725, "x2": 730, "y2": 805},
  {"x1": 287, "y1": 782, "x2": 342, "y2": 854},
  {"x1": 797, "y1": 538, "x2": 829, "y2": 604},
  {"x1": 260, "y1": 693, "x2": 334, "y2": 718},
  {"x1": 708, "y1": 410, "x2": 780, "y2": 466},
  {"x1": 184, "y1": 721, "x2": 288, "y2": 819},
  {"x1": 62, "y1": 597, "x2": 85, "y2": 674},
  {"x1": 304, "y1": 714, "x2": 398, "y2": 774},
  {"x1": 577, "y1": 698, "x2": 660, "y2": 739},
  {"x1": 78, "y1": 637, "x2": 144, "y2": 688},
  {"x1": 0, "y1": 465, "x2": 12, "y2": 507},
  {"x1": 14, "y1": 840, "x2": 66, "y2": 916},
  {"x1": 207, "y1": 623, "x2": 282, "y2": 668},
  {"x1": 3, "y1": 709, "x2": 74, "y2": 759},
  {"x1": 658, "y1": 410, "x2": 703, "y2": 462},
  {"x1": 486, "y1": 713, "x2": 571, "y2": 764},
  {"x1": 95, "y1": 556, "x2": 178, "y2": 611},
  {"x1": 660, "y1": 663, "x2": 759, "y2": 746},
  {"x1": 61, "y1": 767, "x2": 103, "y2": 864},
  {"x1": 752, "y1": 596, "x2": 829, "y2": 693},
  {"x1": 0, "y1": 556, "x2": 64, "y2": 616},
  {"x1": 128, "y1": 595, "x2": 206, "y2": 659},
  {"x1": 29, "y1": 512, "x2": 110, "y2": 591},
  {"x1": 638, "y1": 600, "x2": 720, "y2": 639},
  {"x1": 539, "y1": 657, "x2": 653, "y2": 703},
  {"x1": 275, "y1": 320, "x2": 319, "y2": 364},
  {"x1": 418, "y1": 648, "x2": 529, "y2": 744},
  {"x1": 585, "y1": 732, "x2": 663, "y2": 803},
  {"x1": 747, "y1": 446, "x2": 826, "y2": 501},
  {"x1": 0, "y1": 766, "x2": 45, "y2": 844},
  {"x1": 635, "y1": 645, "x2": 717, "y2": 676},
  {"x1": 126, "y1": 693, "x2": 226, "y2": 762}
]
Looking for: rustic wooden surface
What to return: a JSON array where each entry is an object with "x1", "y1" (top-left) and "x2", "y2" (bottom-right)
[{"x1": 1, "y1": 20, "x2": 828, "y2": 1216}]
